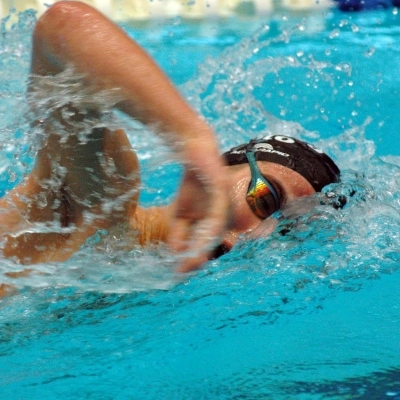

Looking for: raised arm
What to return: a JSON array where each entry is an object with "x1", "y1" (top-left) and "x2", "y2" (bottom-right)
[
  {"x1": 31, "y1": 1, "x2": 229, "y2": 271},
  {"x1": 32, "y1": 1, "x2": 207, "y2": 137}
]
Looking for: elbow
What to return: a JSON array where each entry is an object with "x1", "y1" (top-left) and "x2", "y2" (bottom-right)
[
  {"x1": 33, "y1": 1, "x2": 98, "y2": 44},
  {"x1": 31, "y1": 1, "x2": 103, "y2": 75}
]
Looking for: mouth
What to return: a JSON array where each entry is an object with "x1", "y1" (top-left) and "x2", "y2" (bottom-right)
[{"x1": 209, "y1": 241, "x2": 232, "y2": 260}]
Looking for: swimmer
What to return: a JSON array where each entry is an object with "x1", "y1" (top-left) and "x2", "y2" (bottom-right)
[{"x1": 0, "y1": 1, "x2": 339, "y2": 296}]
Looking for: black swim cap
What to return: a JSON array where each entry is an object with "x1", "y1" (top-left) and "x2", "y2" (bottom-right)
[{"x1": 223, "y1": 135, "x2": 340, "y2": 192}]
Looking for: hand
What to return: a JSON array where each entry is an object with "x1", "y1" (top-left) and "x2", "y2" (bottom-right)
[{"x1": 168, "y1": 139, "x2": 230, "y2": 272}]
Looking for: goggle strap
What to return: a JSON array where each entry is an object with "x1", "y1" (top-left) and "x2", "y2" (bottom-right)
[{"x1": 246, "y1": 152, "x2": 280, "y2": 209}]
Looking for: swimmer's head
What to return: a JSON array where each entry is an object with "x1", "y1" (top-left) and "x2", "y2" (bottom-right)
[
  {"x1": 210, "y1": 135, "x2": 340, "y2": 259},
  {"x1": 223, "y1": 135, "x2": 340, "y2": 193}
]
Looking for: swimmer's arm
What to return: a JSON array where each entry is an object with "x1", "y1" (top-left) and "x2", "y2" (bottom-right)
[
  {"x1": 31, "y1": 1, "x2": 229, "y2": 271},
  {"x1": 0, "y1": 128, "x2": 139, "y2": 265},
  {"x1": 31, "y1": 1, "x2": 206, "y2": 140},
  {"x1": 0, "y1": 175, "x2": 99, "y2": 265}
]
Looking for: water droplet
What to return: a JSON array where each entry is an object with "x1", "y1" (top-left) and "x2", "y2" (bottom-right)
[
  {"x1": 364, "y1": 47, "x2": 376, "y2": 58},
  {"x1": 329, "y1": 29, "x2": 340, "y2": 39}
]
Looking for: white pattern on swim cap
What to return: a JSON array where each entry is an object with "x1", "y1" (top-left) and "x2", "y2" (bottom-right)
[
  {"x1": 274, "y1": 135, "x2": 295, "y2": 144},
  {"x1": 253, "y1": 143, "x2": 273, "y2": 151}
]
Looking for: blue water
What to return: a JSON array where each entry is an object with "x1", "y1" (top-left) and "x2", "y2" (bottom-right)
[{"x1": 0, "y1": 7, "x2": 400, "y2": 399}]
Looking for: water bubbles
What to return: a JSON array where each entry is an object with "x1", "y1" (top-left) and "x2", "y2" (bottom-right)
[
  {"x1": 328, "y1": 29, "x2": 340, "y2": 39},
  {"x1": 364, "y1": 47, "x2": 376, "y2": 58},
  {"x1": 334, "y1": 62, "x2": 352, "y2": 76},
  {"x1": 7, "y1": 168, "x2": 17, "y2": 183}
]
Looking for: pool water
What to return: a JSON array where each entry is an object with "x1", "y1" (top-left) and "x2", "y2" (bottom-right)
[{"x1": 1, "y1": 7, "x2": 400, "y2": 399}]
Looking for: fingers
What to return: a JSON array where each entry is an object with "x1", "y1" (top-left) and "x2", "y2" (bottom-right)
[
  {"x1": 176, "y1": 253, "x2": 209, "y2": 273},
  {"x1": 169, "y1": 218, "x2": 217, "y2": 273},
  {"x1": 167, "y1": 167, "x2": 229, "y2": 272},
  {"x1": 169, "y1": 215, "x2": 223, "y2": 261},
  {"x1": 172, "y1": 214, "x2": 226, "y2": 272},
  {"x1": 168, "y1": 218, "x2": 191, "y2": 253}
]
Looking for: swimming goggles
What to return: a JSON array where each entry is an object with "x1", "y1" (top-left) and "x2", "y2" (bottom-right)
[{"x1": 245, "y1": 151, "x2": 280, "y2": 219}]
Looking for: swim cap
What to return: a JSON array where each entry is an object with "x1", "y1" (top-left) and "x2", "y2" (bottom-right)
[{"x1": 223, "y1": 135, "x2": 340, "y2": 192}]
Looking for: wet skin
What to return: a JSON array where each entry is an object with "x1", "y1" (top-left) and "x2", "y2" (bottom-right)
[{"x1": 215, "y1": 161, "x2": 316, "y2": 255}]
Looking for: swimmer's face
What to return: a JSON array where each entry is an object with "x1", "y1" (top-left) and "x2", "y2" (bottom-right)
[{"x1": 213, "y1": 161, "x2": 315, "y2": 257}]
